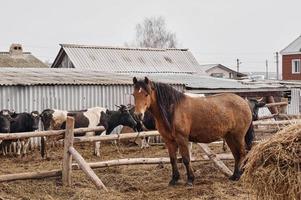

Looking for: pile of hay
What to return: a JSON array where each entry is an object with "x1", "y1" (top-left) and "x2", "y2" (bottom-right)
[{"x1": 242, "y1": 123, "x2": 301, "y2": 200}]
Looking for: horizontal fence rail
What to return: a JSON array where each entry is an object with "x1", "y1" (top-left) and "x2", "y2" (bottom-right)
[
  {"x1": 0, "y1": 126, "x2": 105, "y2": 140},
  {"x1": 73, "y1": 131, "x2": 160, "y2": 143}
]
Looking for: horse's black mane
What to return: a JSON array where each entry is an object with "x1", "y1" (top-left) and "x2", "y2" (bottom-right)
[{"x1": 135, "y1": 80, "x2": 185, "y2": 131}]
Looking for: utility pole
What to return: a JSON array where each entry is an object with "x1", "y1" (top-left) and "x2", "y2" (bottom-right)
[
  {"x1": 266, "y1": 60, "x2": 269, "y2": 80},
  {"x1": 236, "y1": 59, "x2": 241, "y2": 72},
  {"x1": 276, "y1": 52, "x2": 279, "y2": 80}
]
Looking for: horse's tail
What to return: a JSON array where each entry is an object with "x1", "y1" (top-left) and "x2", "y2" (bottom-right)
[{"x1": 245, "y1": 122, "x2": 254, "y2": 151}]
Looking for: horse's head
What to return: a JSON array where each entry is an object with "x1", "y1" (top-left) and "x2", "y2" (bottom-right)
[{"x1": 132, "y1": 77, "x2": 153, "y2": 120}]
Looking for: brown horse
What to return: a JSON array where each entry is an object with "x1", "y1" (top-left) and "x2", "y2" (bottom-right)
[{"x1": 132, "y1": 77, "x2": 254, "y2": 186}]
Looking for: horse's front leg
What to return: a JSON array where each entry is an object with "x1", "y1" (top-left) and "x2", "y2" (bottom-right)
[
  {"x1": 175, "y1": 134, "x2": 195, "y2": 187},
  {"x1": 165, "y1": 140, "x2": 180, "y2": 186}
]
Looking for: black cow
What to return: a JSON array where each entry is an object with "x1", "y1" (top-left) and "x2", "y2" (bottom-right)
[
  {"x1": 103, "y1": 105, "x2": 138, "y2": 135},
  {"x1": 128, "y1": 105, "x2": 157, "y2": 147},
  {"x1": 0, "y1": 110, "x2": 14, "y2": 155},
  {"x1": 248, "y1": 98, "x2": 266, "y2": 121},
  {"x1": 0, "y1": 110, "x2": 12, "y2": 133},
  {"x1": 128, "y1": 105, "x2": 156, "y2": 132},
  {"x1": 8, "y1": 111, "x2": 40, "y2": 156}
]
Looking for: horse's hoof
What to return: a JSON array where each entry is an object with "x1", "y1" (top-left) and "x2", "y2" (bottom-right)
[
  {"x1": 229, "y1": 175, "x2": 240, "y2": 181},
  {"x1": 186, "y1": 182, "x2": 193, "y2": 188},
  {"x1": 168, "y1": 180, "x2": 178, "y2": 186}
]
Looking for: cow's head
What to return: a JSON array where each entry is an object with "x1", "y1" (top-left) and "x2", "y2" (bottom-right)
[
  {"x1": 40, "y1": 109, "x2": 55, "y2": 130},
  {"x1": 30, "y1": 111, "x2": 40, "y2": 130},
  {"x1": 116, "y1": 104, "x2": 138, "y2": 130},
  {"x1": 248, "y1": 98, "x2": 266, "y2": 121},
  {"x1": 0, "y1": 110, "x2": 13, "y2": 133}
]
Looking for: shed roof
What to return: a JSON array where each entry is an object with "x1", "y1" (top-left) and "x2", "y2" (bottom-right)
[
  {"x1": 198, "y1": 64, "x2": 246, "y2": 77},
  {"x1": 51, "y1": 44, "x2": 204, "y2": 74},
  {"x1": 0, "y1": 68, "x2": 132, "y2": 86},
  {"x1": 0, "y1": 68, "x2": 290, "y2": 93},
  {"x1": 130, "y1": 73, "x2": 286, "y2": 90},
  {"x1": 280, "y1": 35, "x2": 301, "y2": 55},
  {"x1": 0, "y1": 52, "x2": 48, "y2": 68}
]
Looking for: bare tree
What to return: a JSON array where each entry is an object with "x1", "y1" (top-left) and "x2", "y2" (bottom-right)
[{"x1": 133, "y1": 16, "x2": 178, "y2": 48}]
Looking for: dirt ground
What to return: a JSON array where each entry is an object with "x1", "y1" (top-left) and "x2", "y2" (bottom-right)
[{"x1": 0, "y1": 141, "x2": 255, "y2": 200}]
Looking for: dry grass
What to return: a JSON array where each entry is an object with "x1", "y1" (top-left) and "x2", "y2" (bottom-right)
[
  {"x1": 242, "y1": 123, "x2": 301, "y2": 200},
  {"x1": 0, "y1": 142, "x2": 255, "y2": 200}
]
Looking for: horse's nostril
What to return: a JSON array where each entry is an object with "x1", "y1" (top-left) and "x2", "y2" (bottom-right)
[{"x1": 138, "y1": 113, "x2": 143, "y2": 120}]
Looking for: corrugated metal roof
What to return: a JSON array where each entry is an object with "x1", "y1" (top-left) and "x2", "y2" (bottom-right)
[
  {"x1": 52, "y1": 44, "x2": 205, "y2": 74},
  {"x1": 0, "y1": 68, "x2": 183, "y2": 86},
  {"x1": 124, "y1": 73, "x2": 289, "y2": 90},
  {"x1": 0, "y1": 68, "x2": 133, "y2": 86},
  {"x1": 0, "y1": 68, "x2": 290, "y2": 91},
  {"x1": 280, "y1": 35, "x2": 301, "y2": 55}
]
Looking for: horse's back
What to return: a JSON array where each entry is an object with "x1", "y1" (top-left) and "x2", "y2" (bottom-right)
[{"x1": 178, "y1": 93, "x2": 252, "y2": 143}]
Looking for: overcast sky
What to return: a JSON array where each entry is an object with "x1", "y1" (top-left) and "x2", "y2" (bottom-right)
[{"x1": 1, "y1": 0, "x2": 301, "y2": 72}]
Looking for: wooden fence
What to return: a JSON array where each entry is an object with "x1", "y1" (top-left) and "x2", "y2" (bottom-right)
[{"x1": 1, "y1": 116, "x2": 301, "y2": 191}]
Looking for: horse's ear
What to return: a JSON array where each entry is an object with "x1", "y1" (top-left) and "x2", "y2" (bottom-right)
[
  {"x1": 144, "y1": 77, "x2": 150, "y2": 84},
  {"x1": 133, "y1": 77, "x2": 137, "y2": 84}
]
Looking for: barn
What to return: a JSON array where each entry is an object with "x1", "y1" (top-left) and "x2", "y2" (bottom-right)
[
  {"x1": 1, "y1": 44, "x2": 300, "y2": 114},
  {"x1": 0, "y1": 68, "x2": 184, "y2": 112}
]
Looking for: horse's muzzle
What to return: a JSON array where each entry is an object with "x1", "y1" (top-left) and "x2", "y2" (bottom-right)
[{"x1": 134, "y1": 112, "x2": 144, "y2": 121}]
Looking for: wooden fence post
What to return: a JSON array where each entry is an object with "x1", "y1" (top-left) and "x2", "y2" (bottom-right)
[
  {"x1": 198, "y1": 143, "x2": 233, "y2": 177},
  {"x1": 69, "y1": 146, "x2": 108, "y2": 191},
  {"x1": 62, "y1": 117, "x2": 75, "y2": 186}
]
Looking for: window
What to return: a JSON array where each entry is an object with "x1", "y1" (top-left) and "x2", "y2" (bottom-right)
[
  {"x1": 292, "y1": 59, "x2": 301, "y2": 74},
  {"x1": 211, "y1": 73, "x2": 224, "y2": 78}
]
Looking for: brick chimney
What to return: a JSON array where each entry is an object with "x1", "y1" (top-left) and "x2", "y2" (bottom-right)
[{"x1": 9, "y1": 43, "x2": 23, "y2": 56}]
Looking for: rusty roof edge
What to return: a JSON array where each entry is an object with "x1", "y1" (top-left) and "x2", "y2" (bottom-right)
[{"x1": 60, "y1": 43, "x2": 188, "y2": 51}]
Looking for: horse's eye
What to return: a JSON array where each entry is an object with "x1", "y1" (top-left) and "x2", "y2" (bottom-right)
[{"x1": 145, "y1": 94, "x2": 148, "y2": 97}]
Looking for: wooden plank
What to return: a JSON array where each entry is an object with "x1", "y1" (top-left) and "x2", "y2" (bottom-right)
[
  {"x1": 197, "y1": 143, "x2": 233, "y2": 177},
  {"x1": 0, "y1": 130, "x2": 65, "y2": 140},
  {"x1": 62, "y1": 117, "x2": 74, "y2": 187},
  {"x1": 73, "y1": 131, "x2": 159, "y2": 143},
  {"x1": 72, "y1": 156, "x2": 232, "y2": 170},
  {"x1": 253, "y1": 119, "x2": 301, "y2": 126},
  {"x1": 257, "y1": 114, "x2": 278, "y2": 120},
  {"x1": 69, "y1": 146, "x2": 108, "y2": 192},
  {"x1": 0, "y1": 155, "x2": 235, "y2": 182},
  {"x1": 0, "y1": 126, "x2": 105, "y2": 140},
  {"x1": 265, "y1": 102, "x2": 288, "y2": 108},
  {"x1": 0, "y1": 170, "x2": 61, "y2": 182}
]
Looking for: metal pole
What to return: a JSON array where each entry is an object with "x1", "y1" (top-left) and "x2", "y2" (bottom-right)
[
  {"x1": 266, "y1": 60, "x2": 269, "y2": 80},
  {"x1": 236, "y1": 59, "x2": 240, "y2": 73},
  {"x1": 276, "y1": 52, "x2": 279, "y2": 80}
]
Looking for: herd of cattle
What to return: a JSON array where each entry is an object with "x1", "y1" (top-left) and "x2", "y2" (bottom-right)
[
  {"x1": 0, "y1": 105, "x2": 156, "y2": 158},
  {"x1": 0, "y1": 97, "x2": 265, "y2": 158}
]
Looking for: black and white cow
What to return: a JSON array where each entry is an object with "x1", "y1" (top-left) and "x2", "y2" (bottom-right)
[
  {"x1": 8, "y1": 111, "x2": 40, "y2": 156},
  {"x1": 40, "y1": 106, "x2": 137, "y2": 158},
  {"x1": 40, "y1": 107, "x2": 107, "y2": 158}
]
